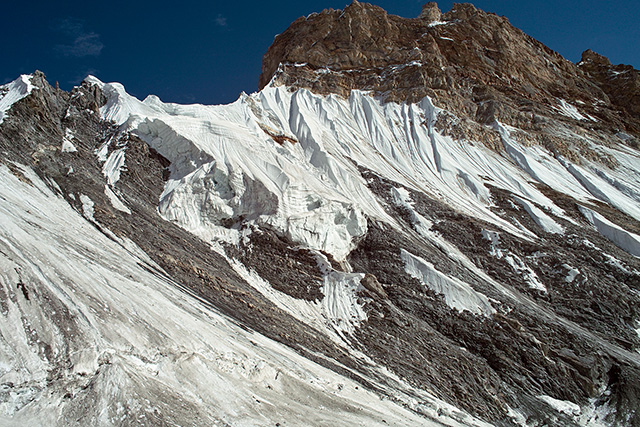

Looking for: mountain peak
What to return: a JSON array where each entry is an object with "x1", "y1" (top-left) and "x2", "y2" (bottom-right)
[
  {"x1": 259, "y1": 2, "x2": 640, "y2": 158},
  {"x1": 419, "y1": 2, "x2": 441, "y2": 22},
  {"x1": 580, "y1": 49, "x2": 612, "y2": 67},
  {"x1": 2, "y1": 4, "x2": 640, "y2": 427}
]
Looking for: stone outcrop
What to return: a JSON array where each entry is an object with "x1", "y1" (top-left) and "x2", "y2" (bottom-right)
[
  {"x1": 260, "y1": 1, "x2": 640, "y2": 156},
  {"x1": 579, "y1": 49, "x2": 640, "y2": 130}
]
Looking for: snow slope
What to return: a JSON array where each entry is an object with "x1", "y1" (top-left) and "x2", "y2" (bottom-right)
[
  {"x1": 580, "y1": 205, "x2": 640, "y2": 257},
  {"x1": 0, "y1": 163, "x2": 469, "y2": 427},
  {"x1": 0, "y1": 75, "x2": 35, "y2": 125},
  {"x1": 401, "y1": 249, "x2": 496, "y2": 315},
  {"x1": 87, "y1": 77, "x2": 640, "y2": 264},
  {"x1": 1, "y1": 71, "x2": 638, "y2": 425}
]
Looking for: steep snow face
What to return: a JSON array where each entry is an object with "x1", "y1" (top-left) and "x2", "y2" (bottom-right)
[
  {"x1": 580, "y1": 205, "x2": 640, "y2": 257},
  {"x1": 0, "y1": 75, "x2": 36, "y2": 124},
  {"x1": 0, "y1": 164, "x2": 445, "y2": 427},
  {"x1": 401, "y1": 249, "x2": 496, "y2": 316},
  {"x1": 89, "y1": 78, "x2": 640, "y2": 260}
]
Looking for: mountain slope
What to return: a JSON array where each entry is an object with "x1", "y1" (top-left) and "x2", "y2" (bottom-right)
[{"x1": 1, "y1": 2, "x2": 640, "y2": 426}]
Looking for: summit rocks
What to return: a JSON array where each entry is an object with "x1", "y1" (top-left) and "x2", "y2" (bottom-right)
[
  {"x1": 260, "y1": 2, "x2": 640, "y2": 157},
  {"x1": 579, "y1": 49, "x2": 640, "y2": 125}
]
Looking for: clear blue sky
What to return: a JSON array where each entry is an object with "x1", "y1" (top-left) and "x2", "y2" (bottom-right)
[{"x1": 4, "y1": 1, "x2": 639, "y2": 105}]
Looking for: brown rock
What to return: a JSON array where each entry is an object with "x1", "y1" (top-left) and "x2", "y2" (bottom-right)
[
  {"x1": 258, "y1": 2, "x2": 640, "y2": 158},
  {"x1": 360, "y1": 273, "x2": 387, "y2": 299},
  {"x1": 419, "y1": 2, "x2": 441, "y2": 22},
  {"x1": 579, "y1": 49, "x2": 640, "y2": 121}
]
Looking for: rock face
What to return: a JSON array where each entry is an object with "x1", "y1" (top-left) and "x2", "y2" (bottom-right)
[
  {"x1": 1, "y1": 3, "x2": 640, "y2": 427},
  {"x1": 579, "y1": 49, "x2": 640, "y2": 126},
  {"x1": 260, "y1": 1, "x2": 640, "y2": 157}
]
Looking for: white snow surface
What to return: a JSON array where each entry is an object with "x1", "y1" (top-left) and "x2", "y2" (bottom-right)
[
  {"x1": 315, "y1": 252, "x2": 368, "y2": 336},
  {"x1": 513, "y1": 196, "x2": 564, "y2": 234},
  {"x1": 104, "y1": 185, "x2": 131, "y2": 214},
  {"x1": 401, "y1": 249, "x2": 496, "y2": 316},
  {"x1": 391, "y1": 186, "x2": 433, "y2": 235},
  {"x1": 580, "y1": 205, "x2": 640, "y2": 257},
  {"x1": 84, "y1": 77, "x2": 640, "y2": 262},
  {"x1": 61, "y1": 129, "x2": 77, "y2": 153},
  {"x1": 0, "y1": 75, "x2": 36, "y2": 125},
  {"x1": 0, "y1": 163, "x2": 472, "y2": 427},
  {"x1": 555, "y1": 99, "x2": 589, "y2": 121},
  {"x1": 537, "y1": 395, "x2": 581, "y2": 416},
  {"x1": 79, "y1": 194, "x2": 95, "y2": 221},
  {"x1": 102, "y1": 148, "x2": 126, "y2": 185},
  {"x1": 563, "y1": 264, "x2": 581, "y2": 283}
]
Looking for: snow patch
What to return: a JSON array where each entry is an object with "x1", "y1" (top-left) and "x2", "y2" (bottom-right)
[
  {"x1": 61, "y1": 129, "x2": 77, "y2": 153},
  {"x1": 513, "y1": 196, "x2": 564, "y2": 234},
  {"x1": 79, "y1": 194, "x2": 95, "y2": 221},
  {"x1": 102, "y1": 148, "x2": 126, "y2": 186},
  {"x1": 104, "y1": 185, "x2": 131, "y2": 214},
  {"x1": 563, "y1": 264, "x2": 580, "y2": 283},
  {"x1": 225, "y1": 255, "x2": 325, "y2": 332},
  {"x1": 579, "y1": 205, "x2": 640, "y2": 257},
  {"x1": 400, "y1": 249, "x2": 495, "y2": 316},
  {"x1": 504, "y1": 254, "x2": 547, "y2": 292},
  {"x1": 0, "y1": 75, "x2": 36, "y2": 125},
  {"x1": 506, "y1": 406, "x2": 529, "y2": 427},
  {"x1": 481, "y1": 230, "x2": 501, "y2": 253},
  {"x1": 83, "y1": 75, "x2": 104, "y2": 89},
  {"x1": 391, "y1": 187, "x2": 433, "y2": 235},
  {"x1": 582, "y1": 239, "x2": 640, "y2": 275},
  {"x1": 322, "y1": 272, "x2": 367, "y2": 335},
  {"x1": 537, "y1": 395, "x2": 581, "y2": 416},
  {"x1": 555, "y1": 99, "x2": 588, "y2": 121},
  {"x1": 315, "y1": 253, "x2": 368, "y2": 336}
]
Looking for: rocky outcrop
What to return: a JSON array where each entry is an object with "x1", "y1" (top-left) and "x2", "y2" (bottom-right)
[
  {"x1": 579, "y1": 49, "x2": 640, "y2": 134},
  {"x1": 260, "y1": 2, "x2": 640, "y2": 156}
]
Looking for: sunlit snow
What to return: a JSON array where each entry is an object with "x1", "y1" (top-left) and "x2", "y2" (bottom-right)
[
  {"x1": 580, "y1": 205, "x2": 640, "y2": 257},
  {"x1": 0, "y1": 75, "x2": 35, "y2": 124},
  {"x1": 0, "y1": 163, "x2": 452, "y2": 427},
  {"x1": 401, "y1": 249, "x2": 496, "y2": 315},
  {"x1": 83, "y1": 76, "x2": 640, "y2": 262}
]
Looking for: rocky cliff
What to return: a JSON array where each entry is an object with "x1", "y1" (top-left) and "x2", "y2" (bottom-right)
[{"x1": 261, "y1": 1, "x2": 639, "y2": 158}]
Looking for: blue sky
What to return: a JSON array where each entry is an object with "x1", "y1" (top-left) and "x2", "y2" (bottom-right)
[{"x1": 3, "y1": 1, "x2": 639, "y2": 105}]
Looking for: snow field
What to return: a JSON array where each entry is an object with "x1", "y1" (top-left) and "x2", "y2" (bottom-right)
[
  {"x1": 0, "y1": 164, "x2": 443, "y2": 427},
  {"x1": 87, "y1": 77, "x2": 640, "y2": 265}
]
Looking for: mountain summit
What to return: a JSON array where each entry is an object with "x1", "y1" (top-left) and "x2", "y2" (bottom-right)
[
  {"x1": 0, "y1": 3, "x2": 639, "y2": 427},
  {"x1": 261, "y1": 1, "x2": 639, "y2": 158}
]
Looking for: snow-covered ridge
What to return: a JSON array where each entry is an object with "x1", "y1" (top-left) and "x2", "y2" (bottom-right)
[
  {"x1": 85, "y1": 77, "x2": 640, "y2": 260},
  {"x1": 0, "y1": 75, "x2": 36, "y2": 125}
]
